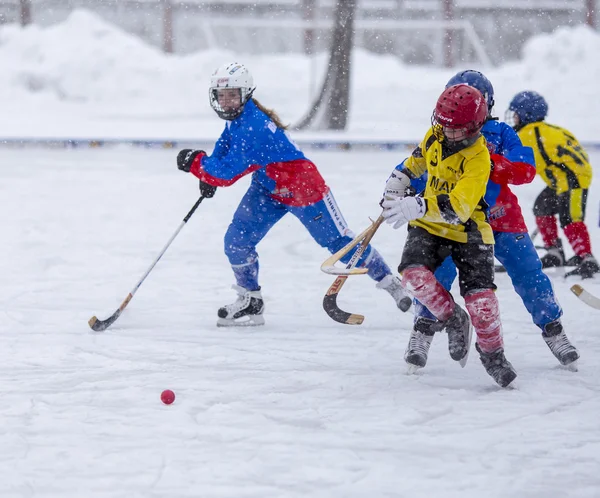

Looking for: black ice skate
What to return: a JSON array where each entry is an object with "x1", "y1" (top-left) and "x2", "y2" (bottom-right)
[
  {"x1": 475, "y1": 343, "x2": 517, "y2": 388},
  {"x1": 540, "y1": 240, "x2": 566, "y2": 269},
  {"x1": 404, "y1": 317, "x2": 440, "y2": 370},
  {"x1": 441, "y1": 304, "x2": 472, "y2": 367},
  {"x1": 564, "y1": 254, "x2": 582, "y2": 267},
  {"x1": 542, "y1": 320, "x2": 579, "y2": 367},
  {"x1": 377, "y1": 275, "x2": 412, "y2": 312},
  {"x1": 564, "y1": 254, "x2": 600, "y2": 279},
  {"x1": 217, "y1": 285, "x2": 265, "y2": 327}
]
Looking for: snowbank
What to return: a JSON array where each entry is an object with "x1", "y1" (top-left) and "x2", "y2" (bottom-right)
[{"x1": 0, "y1": 10, "x2": 598, "y2": 140}]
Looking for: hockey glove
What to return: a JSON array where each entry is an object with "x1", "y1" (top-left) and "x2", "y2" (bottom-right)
[
  {"x1": 382, "y1": 170, "x2": 412, "y2": 203},
  {"x1": 199, "y1": 180, "x2": 217, "y2": 198},
  {"x1": 382, "y1": 196, "x2": 426, "y2": 229},
  {"x1": 177, "y1": 149, "x2": 206, "y2": 173}
]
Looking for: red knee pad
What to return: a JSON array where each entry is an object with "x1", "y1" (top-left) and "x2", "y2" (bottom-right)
[
  {"x1": 465, "y1": 289, "x2": 503, "y2": 353},
  {"x1": 402, "y1": 266, "x2": 454, "y2": 321}
]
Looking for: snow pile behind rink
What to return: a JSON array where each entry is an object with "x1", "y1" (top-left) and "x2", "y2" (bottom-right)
[{"x1": 0, "y1": 10, "x2": 598, "y2": 139}]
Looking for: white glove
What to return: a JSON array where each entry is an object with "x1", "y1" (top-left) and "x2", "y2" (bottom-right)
[
  {"x1": 382, "y1": 196, "x2": 426, "y2": 229},
  {"x1": 382, "y1": 170, "x2": 411, "y2": 201}
]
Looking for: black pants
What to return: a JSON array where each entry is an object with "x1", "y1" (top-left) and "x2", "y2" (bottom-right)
[
  {"x1": 533, "y1": 186, "x2": 588, "y2": 228},
  {"x1": 398, "y1": 226, "x2": 496, "y2": 296}
]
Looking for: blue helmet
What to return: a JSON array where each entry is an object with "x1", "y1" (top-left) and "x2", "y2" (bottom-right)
[
  {"x1": 507, "y1": 91, "x2": 548, "y2": 127},
  {"x1": 446, "y1": 70, "x2": 494, "y2": 113}
]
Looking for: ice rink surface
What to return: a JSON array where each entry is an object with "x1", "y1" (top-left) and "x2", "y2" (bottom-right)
[{"x1": 2, "y1": 147, "x2": 600, "y2": 497}]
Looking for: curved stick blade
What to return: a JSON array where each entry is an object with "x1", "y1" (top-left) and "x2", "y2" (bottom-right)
[
  {"x1": 88, "y1": 311, "x2": 121, "y2": 332},
  {"x1": 323, "y1": 276, "x2": 365, "y2": 325},
  {"x1": 88, "y1": 293, "x2": 132, "y2": 332},
  {"x1": 571, "y1": 284, "x2": 600, "y2": 309}
]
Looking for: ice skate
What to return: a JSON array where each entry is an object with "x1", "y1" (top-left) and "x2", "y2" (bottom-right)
[
  {"x1": 441, "y1": 304, "x2": 472, "y2": 366},
  {"x1": 475, "y1": 343, "x2": 517, "y2": 388},
  {"x1": 564, "y1": 254, "x2": 600, "y2": 279},
  {"x1": 564, "y1": 254, "x2": 582, "y2": 267},
  {"x1": 217, "y1": 285, "x2": 265, "y2": 327},
  {"x1": 377, "y1": 275, "x2": 412, "y2": 312},
  {"x1": 542, "y1": 320, "x2": 579, "y2": 367},
  {"x1": 540, "y1": 240, "x2": 565, "y2": 269},
  {"x1": 404, "y1": 317, "x2": 439, "y2": 371}
]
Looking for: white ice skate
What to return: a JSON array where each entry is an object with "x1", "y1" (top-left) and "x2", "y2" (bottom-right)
[
  {"x1": 217, "y1": 285, "x2": 265, "y2": 327},
  {"x1": 377, "y1": 275, "x2": 412, "y2": 312},
  {"x1": 542, "y1": 320, "x2": 579, "y2": 369}
]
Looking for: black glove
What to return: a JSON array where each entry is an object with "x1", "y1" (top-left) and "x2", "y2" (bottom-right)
[
  {"x1": 199, "y1": 180, "x2": 217, "y2": 198},
  {"x1": 177, "y1": 149, "x2": 205, "y2": 173}
]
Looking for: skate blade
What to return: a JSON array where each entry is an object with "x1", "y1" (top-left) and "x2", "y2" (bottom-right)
[
  {"x1": 459, "y1": 321, "x2": 474, "y2": 368},
  {"x1": 406, "y1": 364, "x2": 422, "y2": 375},
  {"x1": 217, "y1": 315, "x2": 265, "y2": 328},
  {"x1": 564, "y1": 360, "x2": 579, "y2": 372}
]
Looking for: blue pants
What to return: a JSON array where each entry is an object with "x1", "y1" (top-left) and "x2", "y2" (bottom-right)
[
  {"x1": 415, "y1": 231, "x2": 562, "y2": 330},
  {"x1": 224, "y1": 181, "x2": 391, "y2": 290}
]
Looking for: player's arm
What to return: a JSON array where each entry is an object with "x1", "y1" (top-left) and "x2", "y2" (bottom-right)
[
  {"x1": 189, "y1": 128, "x2": 263, "y2": 187},
  {"x1": 490, "y1": 151, "x2": 535, "y2": 185},
  {"x1": 395, "y1": 157, "x2": 427, "y2": 194},
  {"x1": 402, "y1": 141, "x2": 428, "y2": 180},
  {"x1": 489, "y1": 126, "x2": 536, "y2": 185}
]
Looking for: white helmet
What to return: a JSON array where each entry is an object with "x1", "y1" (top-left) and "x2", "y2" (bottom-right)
[{"x1": 209, "y1": 62, "x2": 256, "y2": 120}]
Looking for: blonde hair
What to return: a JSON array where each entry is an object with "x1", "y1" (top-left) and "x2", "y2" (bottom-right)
[{"x1": 252, "y1": 98, "x2": 288, "y2": 130}]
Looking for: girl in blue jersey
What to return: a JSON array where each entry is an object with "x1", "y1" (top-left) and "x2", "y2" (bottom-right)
[{"x1": 177, "y1": 62, "x2": 410, "y2": 326}]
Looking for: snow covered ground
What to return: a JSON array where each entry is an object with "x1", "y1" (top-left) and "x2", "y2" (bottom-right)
[{"x1": 2, "y1": 147, "x2": 600, "y2": 497}]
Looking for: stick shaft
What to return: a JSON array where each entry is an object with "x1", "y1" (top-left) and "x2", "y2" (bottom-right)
[{"x1": 89, "y1": 196, "x2": 205, "y2": 331}]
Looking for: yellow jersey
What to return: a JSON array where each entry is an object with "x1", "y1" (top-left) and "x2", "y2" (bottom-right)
[
  {"x1": 517, "y1": 122, "x2": 592, "y2": 194},
  {"x1": 403, "y1": 128, "x2": 494, "y2": 244}
]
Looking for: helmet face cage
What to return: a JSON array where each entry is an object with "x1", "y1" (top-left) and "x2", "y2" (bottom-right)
[
  {"x1": 431, "y1": 111, "x2": 479, "y2": 143},
  {"x1": 504, "y1": 109, "x2": 519, "y2": 129},
  {"x1": 209, "y1": 86, "x2": 253, "y2": 120}
]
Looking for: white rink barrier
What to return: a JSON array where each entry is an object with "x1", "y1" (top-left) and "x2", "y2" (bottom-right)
[{"x1": 2, "y1": 137, "x2": 600, "y2": 152}]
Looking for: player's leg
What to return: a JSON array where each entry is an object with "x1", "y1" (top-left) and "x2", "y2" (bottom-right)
[
  {"x1": 405, "y1": 256, "x2": 457, "y2": 368},
  {"x1": 559, "y1": 189, "x2": 599, "y2": 278},
  {"x1": 533, "y1": 187, "x2": 564, "y2": 267},
  {"x1": 494, "y1": 231, "x2": 579, "y2": 366},
  {"x1": 453, "y1": 240, "x2": 516, "y2": 387},
  {"x1": 400, "y1": 227, "x2": 474, "y2": 365},
  {"x1": 219, "y1": 182, "x2": 287, "y2": 326}
]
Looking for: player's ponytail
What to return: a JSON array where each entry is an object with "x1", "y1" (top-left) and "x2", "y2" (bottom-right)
[{"x1": 252, "y1": 98, "x2": 289, "y2": 130}]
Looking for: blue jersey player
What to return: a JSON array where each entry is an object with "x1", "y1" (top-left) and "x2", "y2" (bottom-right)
[{"x1": 177, "y1": 62, "x2": 411, "y2": 326}]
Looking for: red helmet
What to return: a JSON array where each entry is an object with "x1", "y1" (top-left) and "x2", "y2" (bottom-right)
[{"x1": 431, "y1": 83, "x2": 487, "y2": 143}]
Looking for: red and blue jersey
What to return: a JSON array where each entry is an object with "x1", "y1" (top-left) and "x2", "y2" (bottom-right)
[
  {"x1": 189, "y1": 100, "x2": 328, "y2": 207},
  {"x1": 481, "y1": 119, "x2": 535, "y2": 232}
]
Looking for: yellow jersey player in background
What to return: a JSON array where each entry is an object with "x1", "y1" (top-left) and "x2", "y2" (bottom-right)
[
  {"x1": 506, "y1": 91, "x2": 599, "y2": 279},
  {"x1": 381, "y1": 84, "x2": 517, "y2": 388}
]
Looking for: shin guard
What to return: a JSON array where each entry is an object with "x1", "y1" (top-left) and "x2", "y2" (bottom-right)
[
  {"x1": 564, "y1": 221, "x2": 592, "y2": 257},
  {"x1": 402, "y1": 266, "x2": 454, "y2": 321},
  {"x1": 536, "y1": 215, "x2": 559, "y2": 248},
  {"x1": 465, "y1": 289, "x2": 503, "y2": 353}
]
